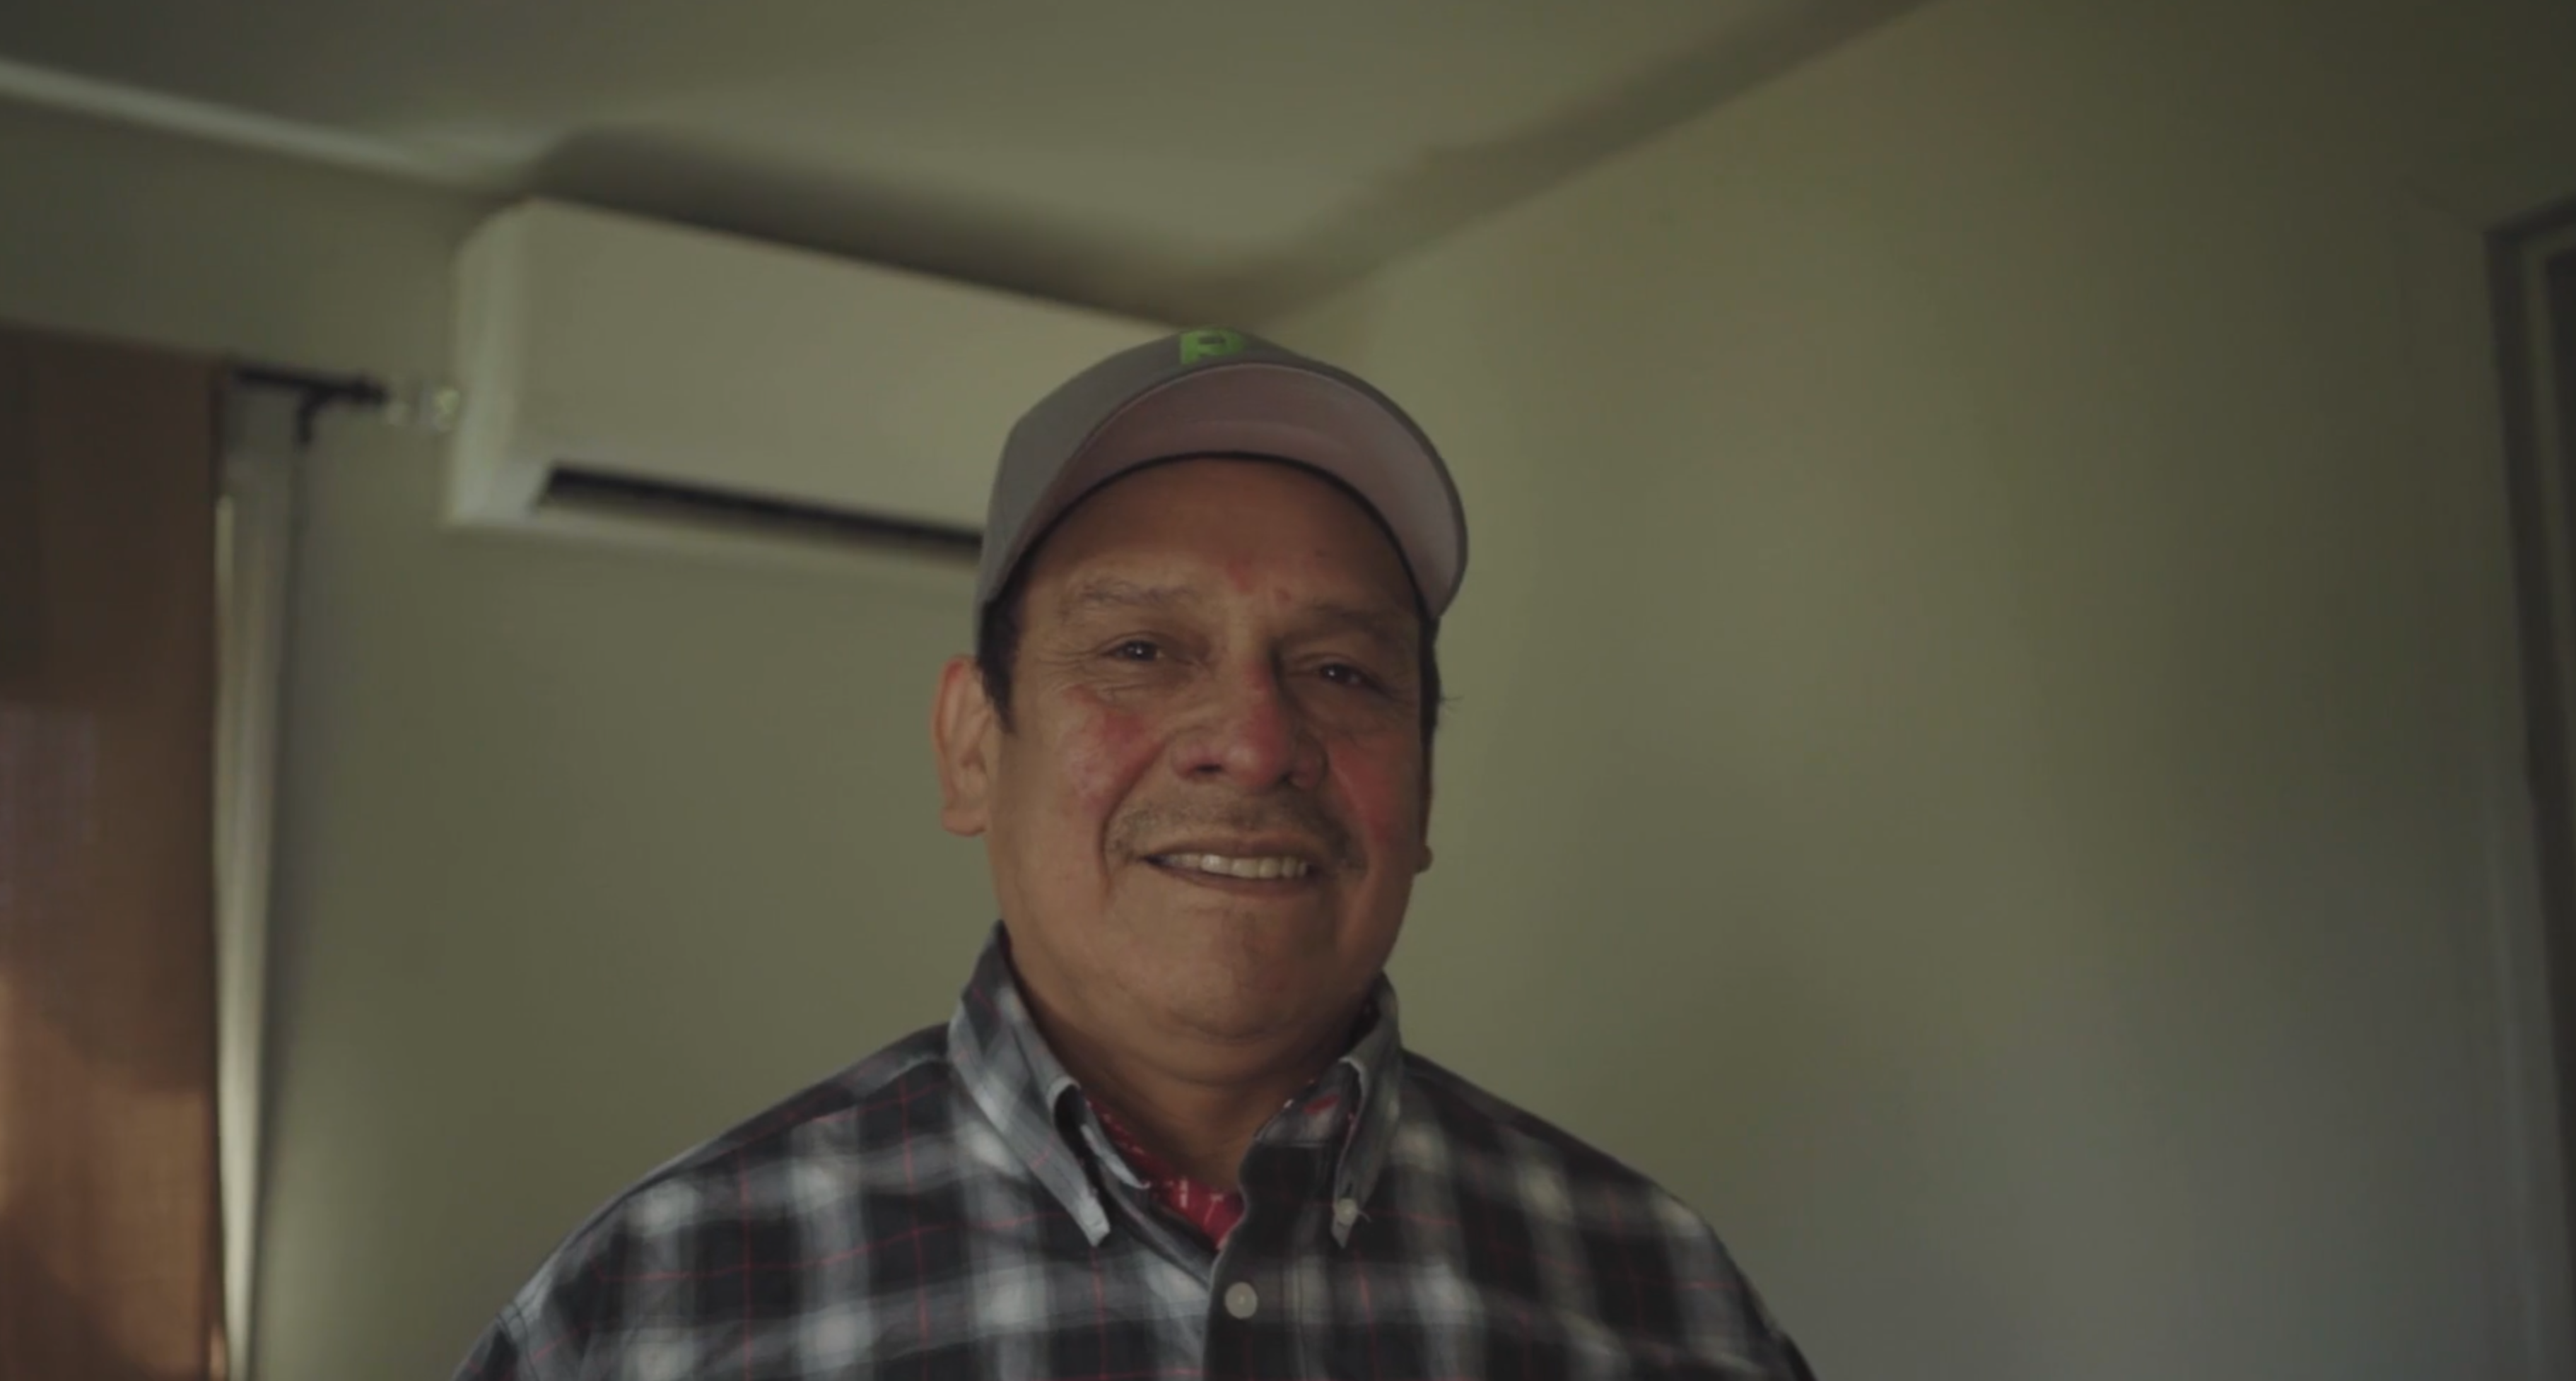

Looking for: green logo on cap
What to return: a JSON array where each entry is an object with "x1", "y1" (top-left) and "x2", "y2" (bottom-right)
[{"x1": 1179, "y1": 328, "x2": 1245, "y2": 365}]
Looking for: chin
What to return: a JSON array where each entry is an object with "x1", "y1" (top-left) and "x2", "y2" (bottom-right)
[
  {"x1": 1157, "y1": 996, "x2": 1320, "y2": 1045},
  {"x1": 1141, "y1": 960, "x2": 1347, "y2": 1038}
]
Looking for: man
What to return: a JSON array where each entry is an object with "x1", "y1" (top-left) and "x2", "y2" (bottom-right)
[{"x1": 455, "y1": 329, "x2": 1814, "y2": 1380}]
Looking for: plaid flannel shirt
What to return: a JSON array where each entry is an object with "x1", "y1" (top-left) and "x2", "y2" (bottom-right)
[{"x1": 455, "y1": 926, "x2": 1815, "y2": 1380}]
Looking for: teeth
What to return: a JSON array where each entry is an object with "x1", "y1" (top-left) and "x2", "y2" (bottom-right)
[{"x1": 1161, "y1": 853, "x2": 1312, "y2": 880}]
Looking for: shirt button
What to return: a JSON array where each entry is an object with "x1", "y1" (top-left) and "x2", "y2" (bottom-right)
[
  {"x1": 1223, "y1": 1281, "x2": 1259, "y2": 1320},
  {"x1": 1332, "y1": 1198, "x2": 1361, "y2": 1230}
]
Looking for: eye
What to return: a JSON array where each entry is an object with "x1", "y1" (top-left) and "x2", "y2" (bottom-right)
[
  {"x1": 1318, "y1": 662, "x2": 1379, "y2": 690},
  {"x1": 1109, "y1": 638, "x2": 1162, "y2": 662}
]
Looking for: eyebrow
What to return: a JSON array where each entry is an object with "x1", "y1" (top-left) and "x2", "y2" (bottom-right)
[
  {"x1": 1056, "y1": 579, "x2": 1413, "y2": 650},
  {"x1": 1297, "y1": 601, "x2": 1415, "y2": 653}
]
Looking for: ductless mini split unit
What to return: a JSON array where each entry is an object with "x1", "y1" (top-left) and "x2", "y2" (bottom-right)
[{"x1": 445, "y1": 199, "x2": 1167, "y2": 575}]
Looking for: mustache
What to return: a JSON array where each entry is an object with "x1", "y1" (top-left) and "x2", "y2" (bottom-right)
[{"x1": 1108, "y1": 798, "x2": 1361, "y2": 873}]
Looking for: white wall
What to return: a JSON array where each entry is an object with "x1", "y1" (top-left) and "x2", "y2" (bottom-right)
[
  {"x1": 1266, "y1": 1, "x2": 2576, "y2": 1377},
  {"x1": 0, "y1": 100, "x2": 995, "y2": 1377}
]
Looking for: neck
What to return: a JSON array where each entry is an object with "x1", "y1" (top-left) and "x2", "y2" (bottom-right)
[{"x1": 1014, "y1": 979, "x2": 1357, "y2": 1192}]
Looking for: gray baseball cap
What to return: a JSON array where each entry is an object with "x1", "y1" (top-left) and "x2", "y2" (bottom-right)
[{"x1": 976, "y1": 327, "x2": 1466, "y2": 618}]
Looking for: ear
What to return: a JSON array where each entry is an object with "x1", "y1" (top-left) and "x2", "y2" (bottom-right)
[
  {"x1": 932, "y1": 655, "x2": 1001, "y2": 838},
  {"x1": 1415, "y1": 758, "x2": 1436, "y2": 875}
]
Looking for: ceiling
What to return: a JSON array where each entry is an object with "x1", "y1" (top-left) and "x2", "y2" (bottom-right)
[{"x1": 0, "y1": 0, "x2": 1920, "y2": 323}]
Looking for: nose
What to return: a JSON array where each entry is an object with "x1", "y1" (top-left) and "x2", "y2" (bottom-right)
[{"x1": 1173, "y1": 662, "x2": 1325, "y2": 792}]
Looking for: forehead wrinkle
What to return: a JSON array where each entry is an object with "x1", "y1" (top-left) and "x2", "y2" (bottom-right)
[{"x1": 1054, "y1": 575, "x2": 1205, "y2": 617}]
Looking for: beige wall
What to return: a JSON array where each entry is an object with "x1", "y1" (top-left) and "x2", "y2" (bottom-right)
[
  {"x1": 0, "y1": 101, "x2": 996, "y2": 1377},
  {"x1": 1267, "y1": 0, "x2": 2576, "y2": 1377}
]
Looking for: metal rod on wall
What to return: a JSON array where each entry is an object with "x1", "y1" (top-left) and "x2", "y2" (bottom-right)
[
  {"x1": 225, "y1": 362, "x2": 458, "y2": 447},
  {"x1": 228, "y1": 363, "x2": 387, "y2": 446}
]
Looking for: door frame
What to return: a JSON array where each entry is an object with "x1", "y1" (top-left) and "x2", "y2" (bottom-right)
[{"x1": 2400, "y1": 123, "x2": 2576, "y2": 1380}]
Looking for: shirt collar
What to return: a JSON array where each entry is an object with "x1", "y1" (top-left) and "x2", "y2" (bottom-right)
[{"x1": 946, "y1": 922, "x2": 1404, "y2": 1248}]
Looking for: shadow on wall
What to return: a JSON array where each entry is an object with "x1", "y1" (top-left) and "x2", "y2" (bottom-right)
[
  {"x1": 527, "y1": 0, "x2": 1932, "y2": 326},
  {"x1": 1170, "y1": 0, "x2": 1935, "y2": 323}
]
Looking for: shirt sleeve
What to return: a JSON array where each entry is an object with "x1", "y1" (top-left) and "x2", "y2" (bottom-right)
[
  {"x1": 449, "y1": 1221, "x2": 621, "y2": 1381},
  {"x1": 450, "y1": 1302, "x2": 554, "y2": 1381},
  {"x1": 1745, "y1": 1281, "x2": 1819, "y2": 1380}
]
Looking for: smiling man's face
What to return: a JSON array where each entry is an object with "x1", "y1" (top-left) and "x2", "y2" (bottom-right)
[{"x1": 936, "y1": 457, "x2": 1433, "y2": 1054}]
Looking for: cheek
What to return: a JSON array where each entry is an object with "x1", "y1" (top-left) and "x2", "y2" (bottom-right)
[
  {"x1": 1050, "y1": 694, "x2": 1161, "y2": 817},
  {"x1": 1330, "y1": 739, "x2": 1428, "y2": 862}
]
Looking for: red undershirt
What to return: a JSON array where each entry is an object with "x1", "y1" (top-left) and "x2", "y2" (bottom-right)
[
  {"x1": 1082, "y1": 1005, "x2": 1371, "y2": 1249},
  {"x1": 1087, "y1": 1099, "x2": 1249, "y2": 1246}
]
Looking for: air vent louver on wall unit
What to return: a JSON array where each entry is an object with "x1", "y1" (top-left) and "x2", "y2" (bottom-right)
[{"x1": 447, "y1": 199, "x2": 1166, "y2": 572}]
